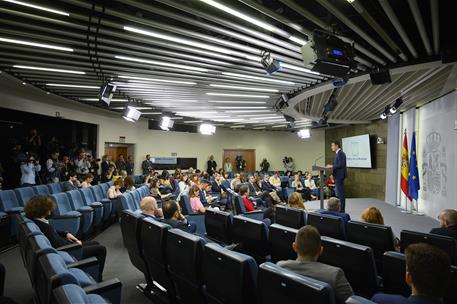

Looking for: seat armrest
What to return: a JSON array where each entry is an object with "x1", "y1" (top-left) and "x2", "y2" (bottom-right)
[
  {"x1": 67, "y1": 256, "x2": 101, "y2": 282},
  {"x1": 241, "y1": 210, "x2": 264, "y2": 221},
  {"x1": 56, "y1": 243, "x2": 83, "y2": 260},
  {"x1": 90, "y1": 202, "x2": 103, "y2": 207},
  {"x1": 52, "y1": 213, "x2": 82, "y2": 220},
  {"x1": 84, "y1": 278, "x2": 122, "y2": 304}
]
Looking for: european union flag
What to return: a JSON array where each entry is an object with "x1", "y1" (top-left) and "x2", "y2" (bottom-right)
[{"x1": 408, "y1": 131, "x2": 420, "y2": 200}]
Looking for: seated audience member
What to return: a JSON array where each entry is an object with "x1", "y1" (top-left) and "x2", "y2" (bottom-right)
[
  {"x1": 261, "y1": 174, "x2": 282, "y2": 203},
  {"x1": 371, "y1": 243, "x2": 451, "y2": 304},
  {"x1": 269, "y1": 172, "x2": 282, "y2": 189},
  {"x1": 149, "y1": 178, "x2": 172, "y2": 201},
  {"x1": 112, "y1": 170, "x2": 127, "y2": 182},
  {"x1": 162, "y1": 200, "x2": 197, "y2": 234},
  {"x1": 81, "y1": 173, "x2": 94, "y2": 188},
  {"x1": 230, "y1": 173, "x2": 242, "y2": 189},
  {"x1": 189, "y1": 185, "x2": 206, "y2": 214},
  {"x1": 248, "y1": 175, "x2": 273, "y2": 207},
  {"x1": 24, "y1": 196, "x2": 106, "y2": 280},
  {"x1": 20, "y1": 155, "x2": 41, "y2": 187},
  {"x1": 63, "y1": 172, "x2": 80, "y2": 192},
  {"x1": 291, "y1": 174, "x2": 312, "y2": 201},
  {"x1": 240, "y1": 185, "x2": 273, "y2": 219},
  {"x1": 325, "y1": 174, "x2": 336, "y2": 196},
  {"x1": 123, "y1": 175, "x2": 135, "y2": 193},
  {"x1": 304, "y1": 172, "x2": 318, "y2": 200},
  {"x1": 430, "y1": 209, "x2": 457, "y2": 240},
  {"x1": 107, "y1": 179, "x2": 123, "y2": 199},
  {"x1": 277, "y1": 225, "x2": 354, "y2": 303},
  {"x1": 199, "y1": 179, "x2": 216, "y2": 206},
  {"x1": 190, "y1": 174, "x2": 200, "y2": 187},
  {"x1": 211, "y1": 172, "x2": 224, "y2": 193},
  {"x1": 288, "y1": 192, "x2": 306, "y2": 210},
  {"x1": 178, "y1": 174, "x2": 191, "y2": 193},
  {"x1": 320, "y1": 197, "x2": 351, "y2": 225},
  {"x1": 159, "y1": 176, "x2": 173, "y2": 194},
  {"x1": 140, "y1": 196, "x2": 163, "y2": 219},
  {"x1": 361, "y1": 207, "x2": 400, "y2": 248}
]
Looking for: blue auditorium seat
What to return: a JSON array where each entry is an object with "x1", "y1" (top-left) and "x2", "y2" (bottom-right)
[
  {"x1": 204, "y1": 242, "x2": 257, "y2": 304},
  {"x1": 89, "y1": 186, "x2": 112, "y2": 206},
  {"x1": 130, "y1": 191, "x2": 141, "y2": 207},
  {"x1": 232, "y1": 192, "x2": 264, "y2": 221},
  {"x1": 307, "y1": 212, "x2": 346, "y2": 240},
  {"x1": 346, "y1": 296, "x2": 377, "y2": 304},
  {"x1": 53, "y1": 284, "x2": 110, "y2": 304},
  {"x1": 14, "y1": 187, "x2": 36, "y2": 206},
  {"x1": 67, "y1": 190, "x2": 103, "y2": 227},
  {"x1": 141, "y1": 218, "x2": 175, "y2": 301},
  {"x1": 36, "y1": 253, "x2": 121, "y2": 304},
  {"x1": 0, "y1": 190, "x2": 24, "y2": 237},
  {"x1": 79, "y1": 188, "x2": 112, "y2": 222},
  {"x1": 257, "y1": 262, "x2": 335, "y2": 304},
  {"x1": 178, "y1": 193, "x2": 205, "y2": 235},
  {"x1": 47, "y1": 182, "x2": 63, "y2": 194},
  {"x1": 269, "y1": 224, "x2": 298, "y2": 263},
  {"x1": 231, "y1": 215, "x2": 270, "y2": 264},
  {"x1": 275, "y1": 205, "x2": 306, "y2": 229},
  {"x1": 204, "y1": 208, "x2": 232, "y2": 245},
  {"x1": 50, "y1": 193, "x2": 93, "y2": 236},
  {"x1": 46, "y1": 194, "x2": 81, "y2": 236},
  {"x1": 99, "y1": 183, "x2": 110, "y2": 196},
  {"x1": 119, "y1": 194, "x2": 137, "y2": 212},
  {"x1": 32, "y1": 184, "x2": 50, "y2": 196},
  {"x1": 166, "y1": 229, "x2": 206, "y2": 303}
]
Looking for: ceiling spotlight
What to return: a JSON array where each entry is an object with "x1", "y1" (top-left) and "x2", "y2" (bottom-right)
[
  {"x1": 380, "y1": 112, "x2": 388, "y2": 120},
  {"x1": 122, "y1": 106, "x2": 142, "y2": 123},
  {"x1": 274, "y1": 93, "x2": 289, "y2": 111},
  {"x1": 160, "y1": 116, "x2": 174, "y2": 131},
  {"x1": 199, "y1": 123, "x2": 216, "y2": 135},
  {"x1": 380, "y1": 106, "x2": 390, "y2": 120},
  {"x1": 261, "y1": 51, "x2": 281, "y2": 74},
  {"x1": 99, "y1": 83, "x2": 116, "y2": 106},
  {"x1": 389, "y1": 97, "x2": 403, "y2": 114},
  {"x1": 297, "y1": 129, "x2": 311, "y2": 139}
]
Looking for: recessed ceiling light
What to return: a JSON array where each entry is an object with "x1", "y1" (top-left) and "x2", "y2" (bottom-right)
[
  {"x1": 288, "y1": 36, "x2": 307, "y2": 45},
  {"x1": 209, "y1": 84, "x2": 278, "y2": 92},
  {"x1": 272, "y1": 125, "x2": 287, "y2": 128},
  {"x1": 222, "y1": 72, "x2": 295, "y2": 85},
  {"x1": 207, "y1": 100, "x2": 266, "y2": 104},
  {"x1": 80, "y1": 98, "x2": 128, "y2": 102},
  {"x1": 112, "y1": 106, "x2": 151, "y2": 110},
  {"x1": 216, "y1": 106, "x2": 267, "y2": 109},
  {"x1": 280, "y1": 63, "x2": 320, "y2": 75},
  {"x1": 4, "y1": 0, "x2": 69, "y2": 16},
  {"x1": 184, "y1": 120, "x2": 204, "y2": 123},
  {"x1": 225, "y1": 110, "x2": 273, "y2": 113},
  {"x1": 115, "y1": 55, "x2": 208, "y2": 72},
  {"x1": 46, "y1": 83, "x2": 99, "y2": 89},
  {"x1": 118, "y1": 75, "x2": 197, "y2": 85},
  {"x1": 141, "y1": 112, "x2": 162, "y2": 115},
  {"x1": 0, "y1": 37, "x2": 73, "y2": 52},
  {"x1": 206, "y1": 93, "x2": 269, "y2": 98},
  {"x1": 230, "y1": 125, "x2": 245, "y2": 128},
  {"x1": 13, "y1": 65, "x2": 85, "y2": 74},
  {"x1": 252, "y1": 126, "x2": 266, "y2": 130}
]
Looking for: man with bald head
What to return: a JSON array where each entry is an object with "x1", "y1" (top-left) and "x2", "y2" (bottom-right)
[
  {"x1": 430, "y1": 209, "x2": 457, "y2": 240},
  {"x1": 140, "y1": 196, "x2": 163, "y2": 219}
]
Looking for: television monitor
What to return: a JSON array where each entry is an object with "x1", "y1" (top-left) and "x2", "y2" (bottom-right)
[{"x1": 341, "y1": 134, "x2": 372, "y2": 168}]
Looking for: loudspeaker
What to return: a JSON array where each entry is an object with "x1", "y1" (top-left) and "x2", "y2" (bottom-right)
[{"x1": 370, "y1": 69, "x2": 391, "y2": 85}]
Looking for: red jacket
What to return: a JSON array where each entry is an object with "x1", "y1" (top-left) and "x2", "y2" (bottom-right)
[{"x1": 242, "y1": 196, "x2": 256, "y2": 212}]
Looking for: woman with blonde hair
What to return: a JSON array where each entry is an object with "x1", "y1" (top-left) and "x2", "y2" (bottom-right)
[
  {"x1": 287, "y1": 192, "x2": 305, "y2": 210},
  {"x1": 360, "y1": 207, "x2": 384, "y2": 225}
]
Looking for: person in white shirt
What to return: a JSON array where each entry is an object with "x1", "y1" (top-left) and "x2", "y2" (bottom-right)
[
  {"x1": 230, "y1": 173, "x2": 241, "y2": 189},
  {"x1": 46, "y1": 152, "x2": 61, "y2": 183},
  {"x1": 178, "y1": 174, "x2": 190, "y2": 193},
  {"x1": 223, "y1": 157, "x2": 233, "y2": 173},
  {"x1": 75, "y1": 152, "x2": 91, "y2": 178},
  {"x1": 107, "y1": 179, "x2": 123, "y2": 199},
  {"x1": 304, "y1": 172, "x2": 318, "y2": 200},
  {"x1": 20, "y1": 156, "x2": 41, "y2": 186},
  {"x1": 269, "y1": 172, "x2": 281, "y2": 189},
  {"x1": 81, "y1": 173, "x2": 94, "y2": 188}
]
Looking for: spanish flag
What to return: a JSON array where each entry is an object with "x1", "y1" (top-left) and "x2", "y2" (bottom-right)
[{"x1": 401, "y1": 130, "x2": 411, "y2": 200}]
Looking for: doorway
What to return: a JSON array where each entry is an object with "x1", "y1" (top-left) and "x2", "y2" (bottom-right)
[
  {"x1": 104, "y1": 143, "x2": 134, "y2": 163},
  {"x1": 223, "y1": 149, "x2": 256, "y2": 172}
]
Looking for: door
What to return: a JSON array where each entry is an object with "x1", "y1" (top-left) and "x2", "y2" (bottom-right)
[
  {"x1": 104, "y1": 146, "x2": 128, "y2": 163},
  {"x1": 223, "y1": 149, "x2": 256, "y2": 172}
]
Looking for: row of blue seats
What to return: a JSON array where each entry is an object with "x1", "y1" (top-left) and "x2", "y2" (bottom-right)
[
  {"x1": 120, "y1": 210, "x2": 379, "y2": 304},
  {"x1": 16, "y1": 214, "x2": 121, "y2": 303},
  {"x1": 0, "y1": 181, "x2": 115, "y2": 240}
]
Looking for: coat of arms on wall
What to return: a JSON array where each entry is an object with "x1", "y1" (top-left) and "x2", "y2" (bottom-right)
[{"x1": 422, "y1": 131, "x2": 447, "y2": 196}]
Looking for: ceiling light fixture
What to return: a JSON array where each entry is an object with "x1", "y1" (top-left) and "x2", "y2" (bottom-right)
[
  {"x1": 160, "y1": 116, "x2": 174, "y2": 131},
  {"x1": 222, "y1": 72, "x2": 295, "y2": 85},
  {"x1": 46, "y1": 83, "x2": 99, "y2": 89},
  {"x1": 80, "y1": 98, "x2": 128, "y2": 102},
  {"x1": 0, "y1": 37, "x2": 73, "y2": 52},
  {"x1": 118, "y1": 75, "x2": 197, "y2": 85},
  {"x1": 199, "y1": 123, "x2": 216, "y2": 135},
  {"x1": 288, "y1": 35, "x2": 307, "y2": 46},
  {"x1": 115, "y1": 55, "x2": 208, "y2": 72},
  {"x1": 280, "y1": 63, "x2": 321, "y2": 75},
  {"x1": 122, "y1": 106, "x2": 142, "y2": 123},
  {"x1": 207, "y1": 100, "x2": 266, "y2": 104},
  {"x1": 4, "y1": 0, "x2": 69, "y2": 16},
  {"x1": 208, "y1": 84, "x2": 278, "y2": 92},
  {"x1": 297, "y1": 129, "x2": 311, "y2": 139},
  {"x1": 13, "y1": 65, "x2": 85, "y2": 74},
  {"x1": 216, "y1": 106, "x2": 267, "y2": 109},
  {"x1": 206, "y1": 93, "x2": 269, "y2": 98}
]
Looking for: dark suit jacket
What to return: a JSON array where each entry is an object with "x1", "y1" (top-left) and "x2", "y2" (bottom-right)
[
  {"x1": 261, "y1": 180, "x2": 273, "y2": 192},
  {"x1": 371, "y1": 294, "x2": 442, "y2": 304},
  {"x1": 333, "y1": 150, "x2": 347, "y2": 180},
  {"x1": 207, "y1": 160, "x2": 217, "y2": 174},
  {"x1": 101, "y1": 161, "x2": 110, "y2": 175},
  {"x1": 199, "y1": 190, "x2": 209, "y2": 205},
  {"x1": 248, "y1": 182, "x2": 260, "y2": 194},
  {"x1": 163, "y1": 218, "x2": 196, "y2": 234},
  {"x1": 320, "y1": 210, "x2": 351, "y2": 225},
  {"x1": 211, "y1": 181, "x2": 222, "y2": 193},
  {"x1": 32, "y1": 219, "x2": 71, "y2": 248},
  {"x1": 429, "y1": 226, "x2": 457, "y2": 240},
  {"x1": 63, "y1": 180, "x2": 78, "y2": 192}
]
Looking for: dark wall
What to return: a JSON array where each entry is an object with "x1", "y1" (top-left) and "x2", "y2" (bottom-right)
[
  {"x1": 0, "y1": 107, "x2": 97, "y2": 189},
  {"x1": 325, "y1": 120, "x2": 387, "y2": 200}
]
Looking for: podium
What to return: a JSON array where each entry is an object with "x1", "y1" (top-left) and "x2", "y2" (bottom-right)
[{"x1": 312, "y1": 165, "x2": 328, "y2": 210}]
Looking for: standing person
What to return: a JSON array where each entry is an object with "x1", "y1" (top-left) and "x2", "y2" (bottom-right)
[
  {"x1": 101, "y1": 155, "x2": 111, "y2": 179},
  {"x1": 115, "y1": 154, "x2": 127, "y2": 173},
  {"x1": 25, "y1": 128, "x2": 42, "y2": 156},
  {"x1": 142, "y1": 154, "x2": 153, "y2": 176},
  {"x1": 223, "y1": 157, "x2": 233, "y2": 174},
  {"x1": 20, "y1": 155, "x2": 41, "y2": 187},
  {"x1": 126, "y1": 155, "x2": 134, "y2": 176},
  {"x1": 46, "y1": 152, "x2": 61, "y2": 183},
  {"x1": 260, "y1": 158, "x2": 270, "y2": 173},
  {"x1": 74, "y1": 152, "x2": 91, "y2": 180},
  {"x1": 207, "y1": 155, "x2": 217, "y2": 176},
  {"x1": 326, "y1": 141, "x2": 347, "y2": 212}
]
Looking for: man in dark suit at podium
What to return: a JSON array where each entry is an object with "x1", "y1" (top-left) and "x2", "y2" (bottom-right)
[{"x1": 326, "y1": 141, "x2": 347, "y2": 211}]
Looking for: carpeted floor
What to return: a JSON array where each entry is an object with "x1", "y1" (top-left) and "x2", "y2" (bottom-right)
[{"x1": 0, "y1": 198, "x2": 439, "y2": 304}]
